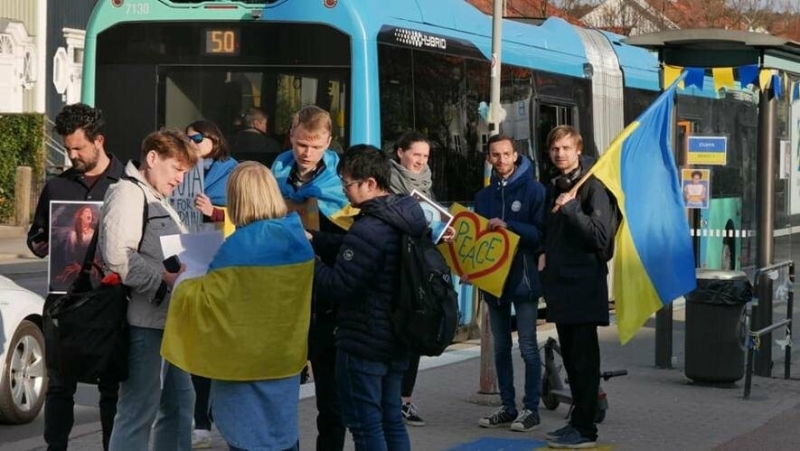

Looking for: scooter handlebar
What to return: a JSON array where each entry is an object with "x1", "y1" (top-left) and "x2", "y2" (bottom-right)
[{"x1": 601, "y1": 370, "x2": 628, "y2": 380}]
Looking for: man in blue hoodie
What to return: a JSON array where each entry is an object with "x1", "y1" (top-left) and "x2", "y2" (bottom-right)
[{"x1": 472, "y1": 134, "x2": 546, "y2": 432}]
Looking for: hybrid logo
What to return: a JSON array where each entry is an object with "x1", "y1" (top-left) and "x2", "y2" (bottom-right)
[{"x1": 393, "y1": 28, "x2": 447, "y2": 50}]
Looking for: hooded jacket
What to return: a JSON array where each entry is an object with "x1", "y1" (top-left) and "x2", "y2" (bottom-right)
[
  {"x1": 475, "y1": 155, "x2": 546, "y2": 305},
  {"x1": 314, "y1": 194, "x2": 427, "y2": 362}
]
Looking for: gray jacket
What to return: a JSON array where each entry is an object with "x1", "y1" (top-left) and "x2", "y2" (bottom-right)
[{"x1": 99, "y1": 161, "x2": 187, "y2": 329}]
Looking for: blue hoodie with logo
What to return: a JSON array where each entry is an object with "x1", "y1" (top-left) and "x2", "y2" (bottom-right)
[{"x1": 475, "y1": 155, "x2": 546, "y2": 304}]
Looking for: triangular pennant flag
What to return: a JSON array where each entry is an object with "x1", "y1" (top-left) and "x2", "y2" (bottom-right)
[
  {"x1": 772, "y1": 73, "x2": 783, "y2": 99},
  {"x1": 684, "y1": 67, "x2": 705, "y2": 89},
  {"x1": 738, "y1": 64, "x2": 759, "y2": 87},
  {"x1": 713, "y1": 67, "x2": 735, "y2": 92},
  {"x1": 663, "y1": 65, "x2": 684, "y2": 89},
  {"x1": 760, "y1": 69, "x2": 773, "y2": 91}
]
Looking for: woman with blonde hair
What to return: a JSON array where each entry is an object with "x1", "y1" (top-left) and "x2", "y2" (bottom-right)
[{"x1": 162, "y1": 161, "x2": 313, "y2": 451}]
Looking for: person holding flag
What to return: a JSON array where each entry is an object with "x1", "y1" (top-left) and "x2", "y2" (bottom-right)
[
  {"x1": 541, "y1": 125, "x2": 617, "y2": 449},
  {"x1": 271, "y1": 105, "x2": 357, "y2": 451},
  {"x1": 543, "y1": 77, "x2": 696, "y2": 448}
]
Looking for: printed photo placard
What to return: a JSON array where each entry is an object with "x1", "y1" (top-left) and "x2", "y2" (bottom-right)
[
  {"x1": 410, "y1": 190, "x2": 454, "y2": 244},
  {"x1": 48, "y1": 201, "x2": 104, "y2": 294}
]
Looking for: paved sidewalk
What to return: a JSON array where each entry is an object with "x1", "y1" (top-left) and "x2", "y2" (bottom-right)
[
  {"x1": 4, "y1": 306, "x2": 798, "y2": 451},
  {"x1": 2, "y1": 230, "x2": 799, "y2": 450}
]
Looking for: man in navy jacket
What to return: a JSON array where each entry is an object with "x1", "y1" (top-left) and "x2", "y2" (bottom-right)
[
  {"x1": 472, "y1": 134, "x2": 546, "y2": 432},
  {"x1": 312, "y1": 145, "x2": 426, "y2": 451}
]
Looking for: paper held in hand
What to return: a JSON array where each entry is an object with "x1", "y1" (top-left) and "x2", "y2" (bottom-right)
[
  {"x1": 409, "y1": 190, "x2": 454, "y2": 244},
  {"x1": 159, "y1": 231, "x2": 224, "y2": 288}
]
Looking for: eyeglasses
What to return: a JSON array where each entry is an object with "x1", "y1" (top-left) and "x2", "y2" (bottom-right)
[
  {"x1": 342, "y1": 179, "x2": 363, "y2": 189},
  {"x1": 188, "y1": 133, "x2": 205, "y2": 144}
]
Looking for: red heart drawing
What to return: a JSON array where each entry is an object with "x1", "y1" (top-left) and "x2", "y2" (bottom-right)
[{"x1": 446, "y1": 211, "x2": 511, "y2": 280}]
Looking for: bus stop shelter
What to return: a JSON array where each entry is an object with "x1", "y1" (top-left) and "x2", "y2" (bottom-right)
[{"x1": 624, "y1": 29, "x2": 800, "y2": 376}]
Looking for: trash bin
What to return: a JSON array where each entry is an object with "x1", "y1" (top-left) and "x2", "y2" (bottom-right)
[{"x1": 685, "y1": 269, "x2": 753, "y2": 383}]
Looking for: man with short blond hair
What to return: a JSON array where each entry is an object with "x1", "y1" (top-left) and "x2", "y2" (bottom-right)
[{"x1": 272, "y1": 105, "x2": 354, "y2": 451}]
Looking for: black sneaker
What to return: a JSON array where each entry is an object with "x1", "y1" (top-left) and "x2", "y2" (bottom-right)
[
  {"x1": 510, "y1": 409, "x2": 540, "y2": 432},
  {"x1": 547, "y1": 428, "x2": 597, "y2": 449},
  {"x1": 546, "y1": 424, "x2": 574, "y2": 440},
  {"x1": 477, "y1": 406, "x2": 517, "y2": 428},
  {"x1": 401, "y1": 403, "x2": 426, "y2": 427}
]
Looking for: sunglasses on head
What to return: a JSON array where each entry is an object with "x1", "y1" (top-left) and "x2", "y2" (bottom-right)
[{"x1": 188, "y1": 133, "x2": 205, "y2": 144}]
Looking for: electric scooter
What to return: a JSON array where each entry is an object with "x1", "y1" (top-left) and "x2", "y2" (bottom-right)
[{"x1": 540, "y1": 336, "x2": 627, "y2": 423}]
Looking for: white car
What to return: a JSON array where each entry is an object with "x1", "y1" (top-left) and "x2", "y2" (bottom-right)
[{"x1": 0, "y1": 275, "x2": 47, "y2": 424}]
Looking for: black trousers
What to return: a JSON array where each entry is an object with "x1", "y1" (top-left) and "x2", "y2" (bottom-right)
[
  {"x1": 192, "y1": 374, "x2": 212, "y2": 430},
  {"x1": 44, "y1": 364, "x2": 118, "y2": 451},
  {"x1": 309, "y1": 321, "x2": 345, "y2": 451},
  {"x1": 401, "y1": 353, "x2": 421, "y2": 398},
  {"x1": 555, "y1": 323, "x2": 600, "y2": 441}
]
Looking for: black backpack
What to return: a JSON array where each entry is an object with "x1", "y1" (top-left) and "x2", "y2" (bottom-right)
[
  {"x1": 392, "y1": 233, "x2": 459, "y2": 357},
  {"x1": 597, "y1": 189, "x2": 621, "y2": 263}
]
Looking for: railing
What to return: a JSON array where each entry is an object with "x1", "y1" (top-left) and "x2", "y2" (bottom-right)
[
  {"x1": 43, "y1": 117, "x2": 69, "y2": 171},
  {"x1": 743, "y1": 260, "x2": 794, "y2": 399}
]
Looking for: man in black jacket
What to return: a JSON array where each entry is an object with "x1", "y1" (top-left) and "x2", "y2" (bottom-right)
[
  {"x1": 29, "y1": 103, "x2": 124, "y2": 451},
  {"x1": 313, "y1": 145, "x2": 426, "y2": 451},
  {"x1": 542, "y1": 125, "x2": 618, "y2": 449},
  {"x1": 232, "y1": 106, "x2": 282, "y2": 166}
]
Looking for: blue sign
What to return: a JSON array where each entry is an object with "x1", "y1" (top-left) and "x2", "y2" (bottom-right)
[{"x1": 687, "y1": 136, "x2": 727, "y2": 165}]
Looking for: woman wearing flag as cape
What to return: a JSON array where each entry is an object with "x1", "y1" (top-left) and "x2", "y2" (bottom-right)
[
  {"x1": 162, "y1": 162, "x2": 313, "y2": 451},
  {"x1": 271, "y1": 106, "x2": 357, "y2": 451}
]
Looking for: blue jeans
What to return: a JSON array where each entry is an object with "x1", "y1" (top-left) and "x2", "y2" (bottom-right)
[
  {"x1": 336, "y1": 350, "x2": 410, "y2": 451},
  {"x1": 108, "y1": 326, "x2": 195, "y2": 451},
  {"x1": 487, "y1": 298, "x2": 541, "y2": 413}
]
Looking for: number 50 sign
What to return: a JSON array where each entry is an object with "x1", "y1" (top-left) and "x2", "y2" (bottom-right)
[{"x1": 438, "y1": 203, "x2": 520, "y2": 297}]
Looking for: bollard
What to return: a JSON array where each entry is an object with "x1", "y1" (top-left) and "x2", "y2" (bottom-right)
[{"x1": 15, "y1": 166, "x2": 32, "y2": 227}]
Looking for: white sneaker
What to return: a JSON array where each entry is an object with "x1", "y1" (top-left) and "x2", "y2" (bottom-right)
[{"x1": 191, "y1": 429, "x2": 212, "y2": 449}]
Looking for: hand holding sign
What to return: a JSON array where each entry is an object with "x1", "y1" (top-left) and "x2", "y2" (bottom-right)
[{"x1": 438, "y1": 203, "x2": 520, "y2": 297}]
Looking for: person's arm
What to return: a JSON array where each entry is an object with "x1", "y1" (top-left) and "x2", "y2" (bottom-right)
[
  {"x1": 313, "y1": 223, "x2": 383, "y2": 304},
  {"x1": 309, "y1": 230, "x2": 345, "y2": 264},
  {"x1": 209, "y1": 207, "x2": 225, "y2": 222},
  {"x1": 27, "y1": 185, "x2": 52, "y2": 257},
  {"x1": 559, "y1": 180, "x2": 615, "y2": 252},
  {"x1": 99, "y1": 183, "x2": 162, "y2": 295}
]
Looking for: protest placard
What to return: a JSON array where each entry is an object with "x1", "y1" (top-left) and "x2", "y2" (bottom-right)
[
  {"x1": 48, "y1": 201, "x2": 103, "y2": 294},
  {"x1": 169, "y1": 164, "x2": 205, "y2": 232},
  {"x1": 438, "y1": 203, "x2": 520, "y2": 297}
]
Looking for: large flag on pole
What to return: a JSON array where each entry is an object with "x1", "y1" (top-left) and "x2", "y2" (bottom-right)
[{"x1": 584, "y1": 75, "x2": 696, "y2": 344}]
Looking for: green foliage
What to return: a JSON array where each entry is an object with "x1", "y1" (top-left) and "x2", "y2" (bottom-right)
[{"x1": 0, "y1": 114, "x2": 45, "y2": 221}]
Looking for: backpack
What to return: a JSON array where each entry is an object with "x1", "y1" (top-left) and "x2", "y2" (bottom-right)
[
  {"x1": 392, "y1": 233, "x2": 459, "y2": 357},
  {"x1": 597, "y1": 189, "x2": 621, "y2": 263}
]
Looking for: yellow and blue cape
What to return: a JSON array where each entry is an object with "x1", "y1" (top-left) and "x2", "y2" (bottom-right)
[
  {"x1": 272, "y1": 149, "x2": 358, "y2": 230},
  {"x1": 161, "y1": 213, "x2": 313, "y2": 381},
  {"x1": 587, "y1": 77, "x2": 696, "y2": 344}
]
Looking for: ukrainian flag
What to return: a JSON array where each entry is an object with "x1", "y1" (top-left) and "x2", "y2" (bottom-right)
[
  {"x1": 161, "y1": 213, "x2": 313, "y2": 381},
  {"x1": 272, "y1": 150, "x2": 359, "y2": 230},
  {"x1": 587, "y1": 78, "x2": 696, "y2": 344}
]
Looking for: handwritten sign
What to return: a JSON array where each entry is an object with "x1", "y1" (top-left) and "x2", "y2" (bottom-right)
[
  {"x1": 438, "y1": 203, "x2": 520, "y2": 297},
  {"x1": 170, "y1": 164, "x2": 205, "y2": 232},
  {"x1": 286, "y1": 198, "x2": 321, "y2": 231}
]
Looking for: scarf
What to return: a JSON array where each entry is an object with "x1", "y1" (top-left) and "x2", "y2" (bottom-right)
[
  {"x1": 272, "y1": 150, "x2": 357, "y2": 230},
  {"x1": 389, "y1": 160, "x2": 434, "y2": 199}
]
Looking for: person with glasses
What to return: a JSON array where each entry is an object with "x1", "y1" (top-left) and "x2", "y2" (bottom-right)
[
  {"x1": 271, "y1": 106, "x2": 357, "y2": 451},
  {"x1": 312, "y1": 145, "x2": 427, "y2": 451},
  {"x1": 184, "y1": 120, "x2": 238, "y2": 448}
]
